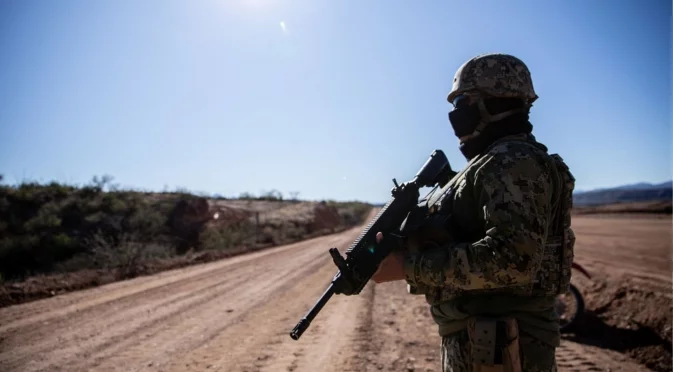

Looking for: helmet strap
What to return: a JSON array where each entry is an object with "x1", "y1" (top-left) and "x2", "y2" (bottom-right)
[{"x1": 461, "y1": 98, "x2": 528, "y2": 140}]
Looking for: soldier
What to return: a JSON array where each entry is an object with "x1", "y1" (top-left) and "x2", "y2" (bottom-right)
[{"x1": 372, "y1": 53, "x2": 576, "y2": 372}]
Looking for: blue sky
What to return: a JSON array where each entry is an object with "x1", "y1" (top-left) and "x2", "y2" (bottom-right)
[{"x1": 0, "y1": 0, "x2": 670, "y2": 203}]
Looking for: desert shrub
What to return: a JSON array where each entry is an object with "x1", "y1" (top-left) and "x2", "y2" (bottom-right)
[
  {"x1": 281, "y1": 220, "x2": 309, "y2": 240},
  {"x1": 199, "y1": 222, "x2": 256, "y2": 251},
  {"x1": 0, "y1": 177, "x2": 373, "y2": 283},
  {"x1": 237, "y1": 189, "x2": 284, "y2": 201},
  {"x1": 332, "y1": 201, "x2": 372, "y2": 227},
  {"x1": 85, "y1": 233, "x2": 173, "y2": 278},
  {"x1": 0, "y1": 180, "x2": 178, "y2": 279}
]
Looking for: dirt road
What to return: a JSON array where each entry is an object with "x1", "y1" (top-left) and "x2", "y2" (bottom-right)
[
  {"x1": 0, "y1": 211, "x2": 669, "y2": 372},
  {"x1": 561, "y1": 214, "x2": 672, "y2": 372}
]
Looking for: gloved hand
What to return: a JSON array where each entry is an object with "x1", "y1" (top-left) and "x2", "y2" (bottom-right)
[{"x1": 371, "y1": 232, "x2": 407, "y2": 283}]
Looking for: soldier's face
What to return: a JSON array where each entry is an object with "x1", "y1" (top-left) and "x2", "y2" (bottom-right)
[{"x1": 448, "y1": 94, "x2": 481, "y2": 142}]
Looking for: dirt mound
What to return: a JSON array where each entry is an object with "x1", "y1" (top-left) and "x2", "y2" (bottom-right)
[
  {"x1": 567, "y1": 279, "x2": 672, "y2": 371},
  {"x1": 567, "y1": 214, "x2": 672, "y2": 371}
]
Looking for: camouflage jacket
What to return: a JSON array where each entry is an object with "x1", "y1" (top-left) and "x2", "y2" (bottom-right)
[
  {"x1": 403, "y1": 133, "x2": 555, "y2": 291},
  {"x1": 402, "y1": 133, "x2": 575, "y2": 345}
]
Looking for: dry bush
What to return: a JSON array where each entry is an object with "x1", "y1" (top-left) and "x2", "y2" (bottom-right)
[
  {"x1": 199, "y1": 222, "x2": 257, "y2": 252},
  {"x1": 86, "y1": 233, "x2": 172, "y2": 279}
]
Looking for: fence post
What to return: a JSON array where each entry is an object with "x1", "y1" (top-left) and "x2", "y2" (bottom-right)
[{"x1": 255, "y1": 212, "x2": 260, "y2": 244}]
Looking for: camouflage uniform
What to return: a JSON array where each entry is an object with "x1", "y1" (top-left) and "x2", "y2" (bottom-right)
[
  {"x1": 402, "y1": 54, "x2": 575, "y2": 372},
  {"x1": 441, "y1": 330, "x2": 557, "y2": 372}
]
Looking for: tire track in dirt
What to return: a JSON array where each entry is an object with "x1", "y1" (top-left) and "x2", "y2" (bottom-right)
[
  {"x1": 556, "y1": 340, "x2": 651, "y2": 372},
  {"x1": 0, "y1": 215, "x2": 370, "y2": 372},
  {"x1": 250, "y1": 283, "x2": 376, "y2": 372},
  {"x1": 362, "y1": 280, "x2": 442, "y2": 372},
  {"x1": 0, "y1": 211, "x2": 668, "y2": 372},
  {"x1": 0, "y1": 235, "x2": 340, "y2": 332},
  {"x1": 76, "y1": 253, "x2": 335, "y2": 372},
  {"x1": 152, "y1": 230, "x2": 376, "y2": 372},
  {"x1": 1, "y1": 237, "x2": 336, "y2": 371},
  {"x1": 2, "y1": 262, "x2": 254, "y2": 346}
]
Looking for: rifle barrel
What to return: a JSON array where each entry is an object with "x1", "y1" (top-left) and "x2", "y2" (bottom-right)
[{"x1": 289, "y1": 283, "x2": 335, "y2": 340}]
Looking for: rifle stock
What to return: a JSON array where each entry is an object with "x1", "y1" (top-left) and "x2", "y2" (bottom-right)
[{"x1": 289, "y1": 150, "x2": 453, "y2": 341}]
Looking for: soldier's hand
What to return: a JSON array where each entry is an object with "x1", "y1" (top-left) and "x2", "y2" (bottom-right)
[{"x1": 372, "y1": 232, "x2": 406, "y2": 283}]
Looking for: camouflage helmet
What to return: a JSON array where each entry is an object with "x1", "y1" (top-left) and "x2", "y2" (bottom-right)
[{"x1": 447, "y1": 53, "x2": 538, "y2": 105}]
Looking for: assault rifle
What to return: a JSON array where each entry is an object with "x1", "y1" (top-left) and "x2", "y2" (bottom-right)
[{"x1": 289, "y1": 149, "x2": 455, "y2": 340}]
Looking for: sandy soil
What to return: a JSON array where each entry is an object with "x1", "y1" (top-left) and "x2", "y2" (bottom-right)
[
  {"x1": 562, "y1": 214, "x2": 672, "y2": 372},
  {"x1": 0, "y1": 211, "x2": 669, "y2": 372}
]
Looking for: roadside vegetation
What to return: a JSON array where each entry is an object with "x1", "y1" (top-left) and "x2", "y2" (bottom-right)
[{"x1": 0, "y1": 175, "x2": 372, "y2": 306}]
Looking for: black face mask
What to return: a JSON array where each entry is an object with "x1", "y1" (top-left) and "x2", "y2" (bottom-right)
[
  {"x1": 448, "y1": 94, "x2": 485, "y2": 139},
  {"x1": 448, "y1": 103, "x2": 481, "y2": 139},
  {"x1": 448, "y1": 95, "x2": 534, "y2": 160}
]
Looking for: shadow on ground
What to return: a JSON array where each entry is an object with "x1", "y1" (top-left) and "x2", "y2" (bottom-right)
[{"x1": 563, "y1": 311, "x2": 672, "y2": 372}]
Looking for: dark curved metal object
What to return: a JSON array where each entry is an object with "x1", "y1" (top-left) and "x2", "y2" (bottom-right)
[{"x1": 571, "y1": 261, "x2": 591, "y2": 279}]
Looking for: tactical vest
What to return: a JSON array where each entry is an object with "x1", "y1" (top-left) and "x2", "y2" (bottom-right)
[{"x1": 405, "y1": 140, "x2": 576, "y2": 305}]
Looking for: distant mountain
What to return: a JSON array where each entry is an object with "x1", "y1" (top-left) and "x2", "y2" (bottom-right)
[
  {"x1": 573, "y1": 181, "x2": 672, "y2": 206},
  {"x1": 601, "y1": 181, "x2": 672, "y2": 191}
]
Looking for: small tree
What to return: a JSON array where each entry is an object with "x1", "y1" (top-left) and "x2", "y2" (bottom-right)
[
  {"x1": 91, "y1": 175, "x2": 117, "y2": 192},
  {"x1": 259, "y1": 189, "x2": 283, "y2": 201},
  {"x1": 239, "y1": 192, "x2": 255, "y2": 200}
]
